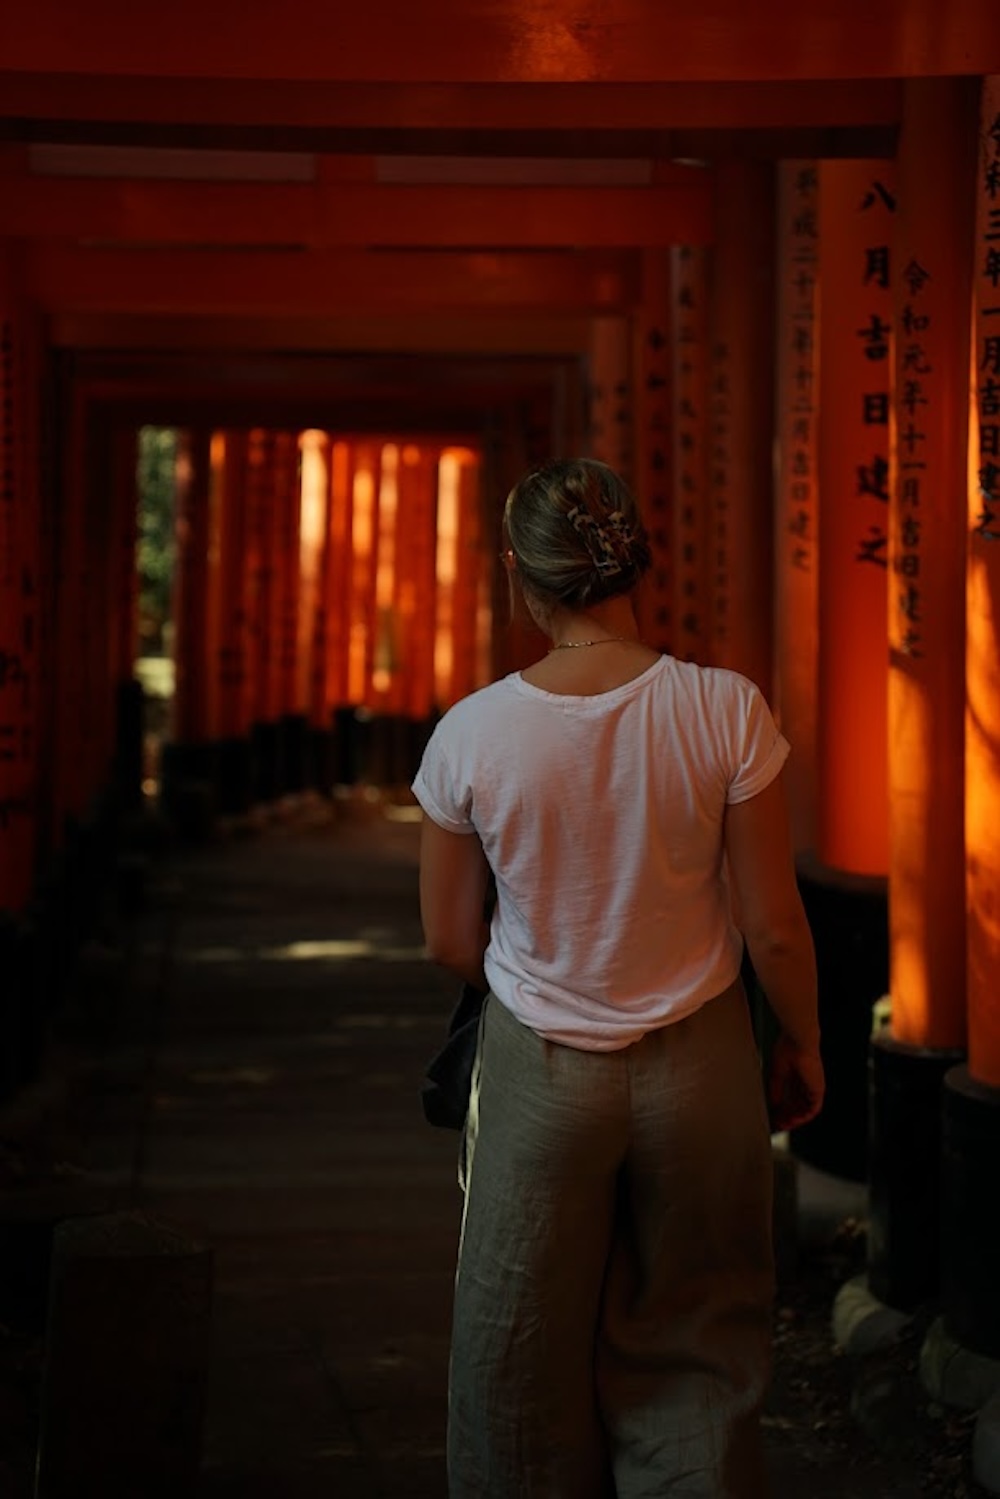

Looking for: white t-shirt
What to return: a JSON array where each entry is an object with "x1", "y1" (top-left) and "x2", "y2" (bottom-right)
[{"x1": 411, "y1": 655, "x2": 790, "y2": 1051}]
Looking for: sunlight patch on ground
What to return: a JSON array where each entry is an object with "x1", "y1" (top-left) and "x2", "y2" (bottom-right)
[{"x1": 176, "y1": 938, "x2": 428, "y2": 963}]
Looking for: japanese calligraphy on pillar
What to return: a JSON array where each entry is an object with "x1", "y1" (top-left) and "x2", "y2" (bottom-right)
[
  {"x1": 973, "y1": 78, "x2": 1000, "y2": 541},
  {"x1": 855, "y1": 178, "x2": 896, "y2": 570},
  {"x1": 708, "y1": 337, "x2": 732, "y2": 650},
  {"x1": 670, "y1": 246, "x2": 708, "y2": 662},
  {"x1": 778, "y1": 164, "x2": 820, "y2": 573},
  {"x1": 635, "y1": 251, "x2": 673, "y2": 650},
  {"x1": 891, "y1": 255, "x2": 934, "y2": 656}
]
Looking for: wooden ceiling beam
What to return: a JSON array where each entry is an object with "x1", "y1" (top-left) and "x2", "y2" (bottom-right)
[
  {"x1": 47, "y1": 310, "x2": 592, "y2": 357},
  {"x1": 1, "y1": 1, "x2": 997, "y2": 83},
  {"x1": 28, "y1": 245, "x2": 640, "y2": 316},
  {"x1": 1, "y1": 174, "x2": 713, "y2": 248},
  {"x1": 0, "y1": 74, "x2": 904, "y2": 138}
]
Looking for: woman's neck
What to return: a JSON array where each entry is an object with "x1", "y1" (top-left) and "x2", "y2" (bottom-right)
[{"x1": 545, "y1": 597, "x2": 640, "y2": 650}]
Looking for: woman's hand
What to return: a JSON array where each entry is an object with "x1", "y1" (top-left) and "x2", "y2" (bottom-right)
[{"x1": 767, "y1": 1034, "x2": 825, "y2": 1133}]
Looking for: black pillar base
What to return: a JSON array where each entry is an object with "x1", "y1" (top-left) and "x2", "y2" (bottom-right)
[
  {"x1": 868, "y1": 1032, "x2": 965, "y2": 1311},
  {"x1": 215, "y1": 737, "x2": 254, "y2": 816},
  {"x1": 114, "y1": 678, "x2": 145, "y2": 809},
  {"x1": 308, "y1": 727, "x2": 336, "y2": 796},
  {"x1": 250, "y1": 720, "x2": 282, "y2": 804},
  {"x1": 332, "y1": 706, "x2": 367, "y2": 787},
  {"x1": 279, "y1": 714, "x2": 309, "y2": 796},
  {"x1": 159, "y1": 741, "x2": 218, "y2": 843},
  {"x1": 792, "y1": 859, "x2": 889, "y2": 1181},
  {"x1": 942, "y1": 1065, "x2": 1000, "y2": 1359}
]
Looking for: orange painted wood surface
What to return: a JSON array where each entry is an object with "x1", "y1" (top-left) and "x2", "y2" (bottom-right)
[
  {"x1": 274, "y1": 432, "x2": 303, "y2": 718},
  {"x1": 245, "y1": 430, "x2": 280, "y2": 726},
  {"x1": 586, "y1": 316, "x2": 633, "y2": 480},
  {"x1": 109, "y1": 425, "x2": 139, "y2": 685},
  {"x1": 398, "y1": 445, "x2": 439, "y2": 721},
  {"x1": 1, "y1": 2, "x2": 996, "y2": 83},
  {"x1": 298, "y1": 431, "x2": 333, "y2": 729},
  {"x1": 171, "y1": 429, "x2": 213, "y2": 744},
  {"x1": 633, "y1": 250, "x2": 673, "y2": 653},
  {"x1": 773, "y1": 162, "x2": 820, "y2": 854},
  {"x1": 50, "y1": 387, "x2": 90, "y2": 841},
  {"x1": 670, "y1": 245, "x2": 710, "y2": 667},
  {"x1": 325, "y1": 441, "x2": 355, "y2": 713},
  {"x1": 0, "y1": 73, "x2": 903, "y2": 135},
  {"x1": 0, "y1": 176, "x2": 713, "y2": 249},
  {"x1": 966, "y1": 75, "x2": 1000, "y2": 1089},
  {"x1": 816, "y1": 159, "x2": 894, "y2": 878},
  {"x1": 26, "y1": 246, "x2": 639, "y2": 318},
  {"x1": 214, "y1": 431, "x2": 251, "y2": 741},
  {"x1": 707, "y1": 160, "x2": 775, "y2": 698},
  {"x1": 887, "y1": 79, "x2": 976, "y2": 1052}
]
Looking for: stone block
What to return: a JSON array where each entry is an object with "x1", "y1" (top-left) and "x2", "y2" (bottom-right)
[{"x1": 35, "y1": 1210, "x2": 213, "y2": 1499}]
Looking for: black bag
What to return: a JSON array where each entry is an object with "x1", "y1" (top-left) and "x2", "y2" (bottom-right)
[{"x1": 420, "y1": 982, "x2": 487, "y2": 1129}]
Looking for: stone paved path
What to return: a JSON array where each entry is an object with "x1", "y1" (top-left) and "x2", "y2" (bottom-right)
[{"x1": 49, "y1": 796, "x2": 938, "y2": 1498}]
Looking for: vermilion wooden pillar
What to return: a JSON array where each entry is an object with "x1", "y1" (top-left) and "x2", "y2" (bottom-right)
[
  {"x1": 449, "y1": 449, "x2": 482, "y2": 706},
  {"x1": 634, "y1": 250, "x2": 673, "y2": 654},
  {"x1": 886, "y1": 85, "x2": 973, "y2": 1053},
  {"x1": 939, "y1": 74, "x2": 1000, "y2": 1363},
  {"x1": 797, "y1": 161, "x2": 896, "y2": 1183},
  {"x1": 245, "y1": 428, "x2": 282, "y2": 800},
  {"x1": 170, "y1": 429, "x2": 213, "y2": 748},
  {"x1": 965, "y1": 82, "x2": 1000, "y2": 1090},
  {"x1": 86, "y1": 427, "x2": 118, "y2": 801},
  {"x1": 273, "y1": 430, "x2": 304, "y2": 792},
  {"x1": 816, "y1": 160, "x2": 895, "y2": 877},
  {"x1": 214, "y1": 431, "x2": 249, "y2": 744},
  {"x1": 774, "y1": 162, "x2": 820, "y2": 855},
  {"x1": 865, "y1": 79, "x2": 976, "y2": 1315},
  {"x1": 670, "y1": 246, "x2": 710, "y2": 666},
  {"x1": 708, "y1": 161, "x2": 775, "y2": 697},
  {"x1": 0, "y1": 245, "x2": 41, "y2": 909},
  {"x1": 587, "y1": 316, "x2": 633, "y2": 481},
  {"x1": 326, "y1": 439, "x2": 354, "y2": 716},
  {"x1": 211, "y1": 430, "x2": 253, "y2": 812},
  {"x1": 105, "y1": 423, "x2": 142, "y2": 807},
  {"x1": 372, "y1": 443, "x2": 402, "y2": 716},
  {"x1": 110, "y1": 426, "x2": 139, "y2": 687},
  {"x1": 349, "y1": 441, "x2": 378, "y2": 711},
  {"x1": 52, "y1": 384, "x2": 89, "y2": 842},
  {"x1": 398, "y1": 443, "x2": 438, "y2": 724},
  {"x1": 297, "y1": 430, "x2": 334, "y2": 791}
]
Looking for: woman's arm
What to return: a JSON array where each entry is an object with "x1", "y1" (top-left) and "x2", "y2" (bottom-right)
[
  {"x1": 724, "y1": 772, "x2": 824, "y2": 1130},
  {"x1": 418, "y1": 814, "x2": 491, "y2": 993}
]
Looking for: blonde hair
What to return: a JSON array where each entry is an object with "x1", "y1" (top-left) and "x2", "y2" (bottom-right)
[{"x1": 503, "y1": 459, "x2": 651, "y2": 608}]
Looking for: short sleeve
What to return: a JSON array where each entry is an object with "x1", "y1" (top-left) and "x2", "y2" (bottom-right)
[
  {"x1": 411, "y1": 722, "x2": 477, "y2": 834},
  {"x1": 726, "y1": 679, "x2": 791, "y2": 805}
]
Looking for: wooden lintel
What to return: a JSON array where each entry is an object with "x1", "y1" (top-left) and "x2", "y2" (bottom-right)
[
  {"x1": 1, "y1": 1, "x2": 997, "y2": 83},
  {"x1": 0, "y1": 73, "x2": 905, "y2": 136},
  {"x1": 1, "y1": 175, "x2": 713, "y2": 248},
  {"x1": 47, "y1": 310, "x2": 592, "y2": 357},
  {"x1": 27, "y1": 245, "x2": 640, "y2": 316}
]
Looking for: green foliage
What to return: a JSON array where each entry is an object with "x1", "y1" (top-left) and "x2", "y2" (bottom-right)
[{"x1": 137, "y1": 426, "x2": 178, "y2": 651}]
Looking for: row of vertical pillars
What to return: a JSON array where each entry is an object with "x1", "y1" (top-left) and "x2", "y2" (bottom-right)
[
  {"x1": 165, "y1": 434, "x2": 488, "y2": 834},
  {"x1": 588, "y1": 78, "x2": 1000, "y2": 1354}
]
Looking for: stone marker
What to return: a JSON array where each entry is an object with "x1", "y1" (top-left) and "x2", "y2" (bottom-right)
[{"x1": 35, "y1": 1210, "x2": 212, "y2": 1499}]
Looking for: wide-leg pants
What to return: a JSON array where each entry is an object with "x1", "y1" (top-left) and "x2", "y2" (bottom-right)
[{"x1": 449, "y1": 981, "x2": 775, "y2": 1498}]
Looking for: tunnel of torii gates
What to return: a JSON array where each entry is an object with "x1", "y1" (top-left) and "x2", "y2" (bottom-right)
[{"x1": 1, "y1": 8, "x2": 1000, "y2": 1371}]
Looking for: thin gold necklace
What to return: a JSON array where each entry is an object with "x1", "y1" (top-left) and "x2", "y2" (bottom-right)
[{"x1": 548, "y1": 635, "x2": 634, "y2": 651}]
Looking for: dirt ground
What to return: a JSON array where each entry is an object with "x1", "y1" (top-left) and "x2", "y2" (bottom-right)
[{"x1": 763, "y1": 1215, "x2": 987, "y2": 1498}]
